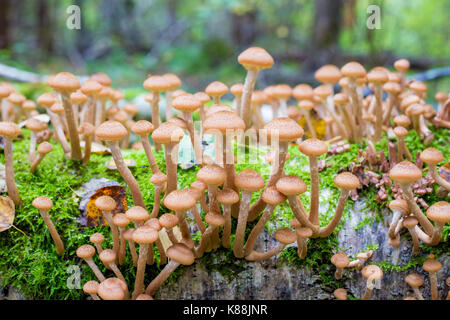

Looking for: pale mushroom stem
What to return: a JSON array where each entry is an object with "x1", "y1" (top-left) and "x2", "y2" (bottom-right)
[
  {"x1": 166, "y1": 90, "x2": 174, "y2": 120},
  {"x1": 373, "y1": 85, "x2": 383, "y2": 142},
  {"x1": 308, "y1": 155, "x2": 320, "y2": 226},
  {"x1": 244, "y1": 205, "x2": 275, "y2": 255},
  {"x1": 302, "y1": 110, "x2": 317, "y2": 139},
  {"x1": 107, "y1": 141, "x2": 146, "y2": 208},
  {"x1": 60, "y1": 93, "x2": 82, "y2": 160},
  {"x1": 191, "y1": 205, "x2": 206, "y2": 233},
  {"x1": 207, "y1": 184, "x2": 220, "y2": 213},
  {"x1": 223, "y1": 134, "x2": 238, "y2": 192},
  {"x1": 150, "y1": 185, "x2": 162, "y2": 219},
  {"x1": 3, "y1": 137, "x2": 20, "y2": 205},
  {"x1": 103, "y1": 211, "x2": 120, "y2": 258},
  {"x1": 84, "y1": 258, "x2": 105, "y2": 282},
  {"x1": 362, "y1": 278, "x2": 375, "y2": 300},
  {"x1": 286, "y1": 195, "x2": 319, "y2": 234},
  {"x1": 245, "y1": 243, "x2": 286, "y2": 261},
  {"x1": 414, "y1": 222, "x2": 444, "y2": 246},
  {"x1": 47, "y1": 109, "x2": 71, "y2": 157},
  {"x1": 398, "y1": 136, "x2": 412, "y2": 161},
  {"x1": 145, "y1": 260, "x2": 180, "y2": 296},
  {"x1": 132, "y1": 244, "x2": 149, "y2": 299},
  {"x1": 175, "y1": 210, "x2": 192, "y2": 241},
  {"x1": 118, "y1": 227, "x2": 126, "y2": 265},
  {"x1": 335, "y1": 267, "x2": 345, "y2": 280},
  {"x1": 347, "y1": 80, "x2": 362, "y2": 144},
  {"x1": 428, "y1": 164, "x2": 450, "y2": 191},
  {"x1": 166, "y1": 227, "x2": 178, "y2": 244},
  {"x1": 383, "y1": 93, "x2": 396, "y2": 125},
  {"x1": 388, "y1": 210, "x2": 402, "y2": 239},
  {"x1": 108, "y1": 262, "x2": 126, "y2": 283},
  {"x1": 164, "y1": 142, "x2": 178, "y2": 195},
  {"x1": 140, "y1": 135, "x2": 160, "y2": 174},
  {"x1": 183, "y1": 112, "x2": 203, "y2": 165},
  {"x1": 1, "y1": 99, "x2": 9, "y2": 121},
  {"x1": 221, "y1": 204, "x2": 232, "y2": 248},
  {"x1": 406, "y1": 227, "x2": 420, "y2": 255},
  {"x1": 196, "y1": 226, "x2": 215, "y2": 258},
  {"x1": 318, "y1": 189, "x2": 350, "y2": 237},
  {"x1": 29, "y1": 131, "x2": 37, "y2": 162},
  {"x1": 412, "y1": 287, "x2": 424, "y2": 300},
  {"x1": 324, "y1": 98, "x2": 348, "y2": 139},
  {"x1": 297, "y1": 236, "x2": 308, "y2": 259},
  {"x1": 89, "y1": 293, "x2": 100, "y2": 300},
  {"x1": 430, "y1": 272, "x2": 438, "y2": 300},
  {"x1": 127, "y1": 239, "x2": 138, "y2": 267},
  {"x1": 240, "y1": 68, "x2": 258, "y2": 129},
  {"x1": 233, "y1": 191, "x2": 253, "y2": 258},
  {"x1": 39, "y1": 209, "x2": 65, "y2": 255},
  {"x1": 151, "y1": 92, "x2": 161, "y2": 151},
  {"x1": 235, "y1": 95, "x2": 242, "y2": 116},
  {"x1": 30, "y1": 153, "x2": 47, "y2": 173},
  {"x1": 83, "y1": 134, "x2": 92, "y2": 165}
]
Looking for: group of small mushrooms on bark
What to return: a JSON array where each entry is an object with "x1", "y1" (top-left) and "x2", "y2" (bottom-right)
[{"x1": 0, "y1": 46, "x2": 448, "y2": 300}]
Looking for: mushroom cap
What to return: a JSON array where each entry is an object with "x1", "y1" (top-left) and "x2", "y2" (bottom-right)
[
  {"x1": 334, "y1": 172, "x2": 360, "y2": 190},
  {"x1": 163, "y1": 189, "x2": 196, "y2": 211},
  {"x1": 37, "y1": 92, "x2": 57, "y2": 107},
  {"x1": 361, "y1": 265, "x2": 383, "y2": 280},
  {"x1": 230, "y1": 83, "x2": 244, "y2": 96},
  {"x1": 276, "y1": 175, "x2": 307, "y2": 195},
  {"x1": 125, "y1": 206, "x2": 149, "y2": 223},
  {"x1": 298, "y1": 99, "x2": 314, "y2": 111},
  {"x1": 22, "y1": 100, "x2": 36, "y2": 110},
  {"x1": 113, "y1": 110, "x2": 128, "y2": 123},
  {"x1": 7, "y1": 92, "x2": 26, "y2": 104},
  {"x1": 235, "y1": 169, "x2": 265, "y2": 192},
  {"x1": 32, "y1": 196, "x2": 53, "y2": 210},
  {"x1": 168, "y1": 117, "x2": 188, "y2": 130},
  {"x1": 203, "y1": 110, "x2": 245, "y2": 134},
  {"x1": 274, "y1": 228, "x2": 297, "y2": 244},
  {"x1": 95, "y1": 120, "x2": 128, "y2": 141},
  {"x1": 145, "y1": 93, "x2": 154, "y2": 103},
  {"x1": 185, "y1": 186, "x2": 203, "y2": 201},
  {"x1": 144, "y1": 218, "x2": 162, "y2": 231},
  {"x1": 409, "y1": 81, "x2": 427, "y2": 93},
  {"x1": 132, "y1": 225, "x2": 159, "y2": 244},
  {"x1": 403, "y1": 216, "x2": 419, "y2": 229},
  {"x1": 159, "y1": 213, "x2": 179, "y2": 229},
  {"x1": 112, "y1": 213, "x2": 130, "y2": 227},
  {"x1": 393, "y1": 115, "x2": 411, "y2": 127},
  {"x1": 426, "y1": 201, "x2": 450, "y2": 223},
  {"x1": 251, "y1": 90, "x2": 268, "y2": 105},
  {"x1": 172, "y1": 94, "x2": 201, "y2": 113},
  {"x1": 383, "y1": 82, "x2": 401, "y2": 94},
  {"x1": 420, "y1": 148, "x2": 444, "y2": 165},
  {"x1": 123, "y1": 102, "x2": 139, "y2": 115},
  {"x1": 263, "y1": 117, "x2": 304, "y2": 142},
  {"x1": 110, "y1": 89, "x2": 124, "y2": 102},
  {"x1": 37, "y1": 141, "x2": 53, "y2": 155},
  {"x1": 99, "y1": 249, "x2": 117, "y2": 264},
  {"x1": 76, "y1": 244, "x2": 96, "y2": 259},
  {"x1": 217, "y1": 188, "x2": 240, "y2": 205},
  {"x1": 287, "y1": 106, "x2": 301, "y2": 120},
  {"x1": 405, "y1": 103, "x2": 425, "y2": 117},
  {"x1": 292, "y1": 84, "x2": 314, "y2": 100},
  {"x1": 166, "y1": 243, "x2": 195, "y2": 265},
  {"x1": 98, "y1": 278, "x2": 127, "y2": 300},
  {"x1": 331, "y1": 252, "x2": 350, "y2": 268},
  {"x1": 333, "y1": 288, "x2": 347, "y2": 300},
  {"x1": 90, "y1": 72, "x2": 112, "y2": 87},
  {"x1": 95, "y1": 195, "x2": 117, "y2": 211},
  {"x1": 205, "y1": 104, "x2": 234, "y2": 118},
  {"x1": 400, "y1": 95, "x2": 420, "y2": 111},
  {"x1": 393, "y1": 126, "x2": 408, "y2": 137},
  {"x1": 389, "y1": 161, "x2": 422, "y2": 184},
  {"x1": 205, "y1": 81, "x2": 228, "y2": 97},
  {"x1": 163, "y1": 73, "x2": 182, "y2": 90},
  {"x1": 333, "y1": 93, "x2": 349, "y2": 105},
  {"x1": 405, "y1": 273, "x2": 424, "y2": 288},
  {"x1": 26, "y1": 118, "x2": 47, "y2": 132},
  {"x1": 197, "y1": 164, "x2": 227, "y2": 186},
  {"x1": 50, "y1": 102, "x2": 64, "y2": 114},
  {"x1": 150, "y1": 172, "x2": 167, "y2": 185},
  {"x1": 341, "y1": 62, "x2": 366, "y2": 78},
  {"x1": 122, "y1": 228, "x2": 135, "y2": 241},
  {"x1": 190, "y1": 180, "x2": 207, "y2": 192},
  {"x1": 388, "y1": 199, "x2": 409, "y2": 214},
  {"x1": 143, "y1": 75, "x2": 170, "y2": 92},
  {"x1": 90, "y1": 232, "x2": 105, "y2": 244},
  {"x1": 193, "y1": 91, "x2": 211, "y2": 104},
  {"x1": 403, "y1": 297, "x2": 417, "y2": 300},
  {"x1": 315, "y1": 64, "x2": 342, "y2": 84},
  {"x1": 261, "y1": 187, "x2": 287, "y2": 206},
  {"x1": 78, "y1": 122, "x2": 95, "y2": 136},
  {"x1": 290, "y1": 218, "x2": 301, "y2": 228},
  {"x1": 314, "y1": 84, "x2": 332, "y2": 98},
  {"x1": 0, "y1": 85, "x2": 12, "y2": 98},
  {"x1": 273, "y1": 84, "x2": 292, "y2": 100},
  {"x1": 0, "y1": 121, "x2": 21, "y2": 138},
  {"x1": 435, "y1": 91, "x2": 448, "y2": 102},
  {"x1": 205, "y1": 212, "x2": 225, "y2": 226},
  {"x1": 237, "y1": 47, "x2": 274, "y2": 70},
  {"x1": 136, "y1": 294, "x2": 154, "y2": 300},
  {"x1": 83, "y1": 280, "x2": 99, "y2": 295},
  {"x1": 70, "y1": 90, "x2": 88, "y2": 104},
  {"x1": 296, "y1": 227, "x2": 313, "y2": 238},
  {"x1": 48, "y1": 72, "x2": 80, "y2": 92},
  {"x1": 298, "y1": 138, "x2": 328, "y2": 157},
  {"x1": 367, "y1": 68, "x2": 389, "y2": 84},
  {"x1": 81, "y1": 79, "x2": 102, "y2": 95},
  {"x1": 151, "y1": 122, "x2": 184, "y2": 144},
  {"x1": 423, "y1": 258, "x2": 442, "y2": 273},
  {"x1": 172, "y1": 89, "x2": 187, "y2": 99},
  {"x1": 131, "y1": 120, "x2": 154, "y2": 135},
  {"x1": 394, "y1": 59, "x2": 410, "y2": 72}
]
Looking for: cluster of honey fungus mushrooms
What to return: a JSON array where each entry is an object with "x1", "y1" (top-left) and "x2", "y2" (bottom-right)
[{"x1": 0, "y1": 46, "x2": 449, "y2": 300}]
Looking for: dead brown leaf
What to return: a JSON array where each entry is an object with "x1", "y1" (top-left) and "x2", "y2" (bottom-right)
[
  {"x1": 0, "y1": 196, "x2": 15, "y2": 232},
  {"x1": 86, "y1": 186, "x2": 127, "y2": 227}
]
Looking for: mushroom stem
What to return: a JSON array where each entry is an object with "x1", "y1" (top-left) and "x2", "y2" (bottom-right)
[
  {"x1": 107, "y1": 141, "x2": 145, "y2": 208},
  {"x1": 347, "y1": 79, "x2": 363, "y2": 144},
  {"x1": 89, "y1": 293, "x2": 100, "y2": 300},
  {"x1": 39, "y1": 209, "x2": 65, "y2": 255},
  {"x1": 155, "y1": 239, "x2": 167, "y2": 265},
  {"x1": 286, "y1": 195, "x2": 319, "y2": 234},
  {"x1": 140, "y1": 135, "x2": 160, "y2": 174},
  {"x1": 150, "y1": 185, "x2": 162, "y2": 219},
  {"x1": 383, "y1": 93, "x2": 396, "y2": 125},
  {"x1": 297, "y1": 236, "x2": 308, "y2": 259},
  {"x1": 147, "y1": 243, "x2": 154, "y2": 265},
  {"x1": 318, "y1": 189, "x2": 350, "y2": 237},
  {"x1": 388, "y1": 210, "x2": 402, "y2": 239},
  {"x1": 84, "y1": 258, "x2": 105, "y2": 282},
  {"x1": 428, "y1": 164, "x2": 450, "y2": 191},
  {"x1": 195, "y1": 226, "x2": 215, "y2": 258},
  {"x1": 223, "y1": 134, "x2": 238, "y2": 193},
  {"x1": 107, "y1": 261, "x2": 126, "y2": 283},
  {"x1": 244, "y1": 205, "x2": 275, "y2": 255},
  {"x1": 60, "y1": 93, "x2": 82, "y2": 160},
  {"x1": 166, "y1": 90, "x2": 174, "y2": 120},
  {"x1": 3, "y1": 137, "x2": 20, "y2": 205},
  {"x1": 335, "y1": 267, "x2": 345, "y2": 280},
  {"x1": 151, "y1": 92, "x2": 161, "y2": 151},
  {"x1": 83, "y1": 134, "x2": 92, "y2": 165},
  {"x1": 240, "y1": 68, "x2": 258, "y2": 129},
  {"x1": 175, "y1": 210, "x2": 192, "y2": 242},
  {"x1": 221, "y1": 203, "x2": 232, "y2": 248},
  {"x1": 406, "y1": 226, "x2": 420, "y2": 255},
  {"x1": 29, "y1": 131, "x2": 37, "y2": 162},
  {"x1": 164, "y1": 142, "x2": 178, "y2": 195},
  {"x1": 132, "y1": 244, "x2": 149, "y2": 299},
  {"x1": 308, "y1": 155, "x2": 320, "y2": 226},
  {"x1": 145, "y1": 260, "x2": 180, "y2": 296},
  {"x1": 244, "y1": 243, "x2": 286, "y2": 261},
  {"x1": 233, "y1": 191, "x2": 252, "y2": 258},
  {"x1": 302, "y1": 109, "x2": 317, "y2": 139},
  {"x1": 118, "y1": 227, "x2": 127, "y2": 265},
  {"x1": 183, "y1": 112, "x2": 203, "y2": 165},
  {"x1": 30, "y1": 153, "x2": 47, "y2": 173},
  {"x1": 362, "y1": 278, "x2": 375, "y2": 300},
  {"x1": 397, "y1": 136, "x2": 412, "y2": 161},
  {"x1": 430, "y1": 272, "x2": 438, "y2": 300},
  {"x1": 414, "y1": 222, "x2": 444, "y2": 246},
  {"x1": 46, "y1": 109, "x2": 71, "y2": 157},
  {"x1": 191, "y1": 204, "x2": 206, "y2": 233},
  {"x1": 127, "y1": 240, "x2": 138, "y2": 267},
  {"x1": 102, "y1": 211, "x2": 120, "y2": 258},
  {"x1": 412, "y1": 287, "x2": 424, "y2": 300},
  {"x1": 373, "y1": 85, "x2": 383, "y2": 141}
]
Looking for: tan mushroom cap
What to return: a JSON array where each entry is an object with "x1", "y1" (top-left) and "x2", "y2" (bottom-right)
[
  {"x1": 186, "y1": 186, "x2": 203, "y2": 201},
  {"x1": 235, "y1": 169, "x2": 265, "y2": 192},
  {"x1": 423, "y1": 258, "x2": 442, "y2": 273},
  {"x1": 403, "y1": 216, "x2": 419, "y2": 229},
  {"x1": 333, "y1": 288, "x2": 347, "y2": 300},
  {"x1": 167, "y1": 117, "x2": 187, "y2": 130},
  {"x1": 276, "y1": 175, "x2": 307, "y2": 195},
  {"x1": 194, "y1": 92, "x2": 211, "y2": 104},
  {"x1": 205, "y1": 104, "x2": 234, "y2": 118},
  {"x1": 394, "y1": 59, "x2": 410, "y2": 72},
  {"x1": 388, "y1": 199, "x2": 409, "y2": 213},
  {"x1": 83, "y1": 280, "x2": 99, "y2": 294},
  {"x1": 361, "y1": 265, "x2": 383, "y2": 280},
  {"x1": 237, "y1": 47, "x2": 274, "y2": 70},
  {"x1": 314, "y1": 84, "x2": 332, "y2": 99},
  {"x1": 90, "y1": 233, "x2": 105, "y2": 244},
  {"x1": 122, "y1": 228, "x2": 135, "y2": 241},
  {"x1": 393, "y1": 115, "x2": 411, "y2": 127},
  {"x1": 81, "y1": 80, "x2": 102, "y2": 95},
  {"x1": 150, "y1": 172, "x2": 167, "y2": 185},
  {"x1": 32, "y1": 196, "x2": 53, "y2": 210},
  {"x1": 203, "y1": 110, "x2": 245, "y2": 134},
  {"x1": 292, "y1": 84, "x2": 314, "y2": 101},
  {"x1": 333, "y1": 93, "x2": 349, "y2": 105},
  {"x1": 420, "y1": 148, "x2": 444, "y2": 165},
  {"x1": 136, "y1": 294, "x2": 154, "y2": 300},
  {"x1": 263, "y1": 117, "x2": 304, "y2": 142},
  {"x1": 334, "y1": 172, "x2": 360, "y2": 190},
  {"x1": 37, "y1": 141, "x2": 53, "y2": 155},
  {"x1": 70, "y1": 90, "x2": 88, "y2": 104},
  {"x1": 298, "y1": 138, "x2": 328, "y2": 157},
  {"x1": 435, "y1": 91, "x2": 448, "y2": 102},
  {"x1": 144, "y1": 93, "x2": 154, "y2": 103},
  {"x1": 163, "y1": 73, "x2": 182, "y2": 90},
  {"x1": 197, "y1": 164, "x2": 227, "y2": 186},
  {"x1": 132, "y1": 225, "x2": 159, "y2": 244},
  {"x1": 331, "y1": 252, "x2": 350, "y2": 268},
  {"x1": 26, "y1": 118, "x2": 47, "y2": 132},
  {"x1": 76, "y1": 244, "x2": 96, "y2": 259},
  {"x1": 125, "y1": 206, "x2": 149, "y2": 223},
  {"x1": 367, "y1": 68, "x2": 389, "y2": 84},
  {"x1": 131, "y1": 120, "x2": 154, "y2": 135},
  {"x1": 290, "y1": 218, "x2": 301, "y2": 228},
  {"x1": 48, "y1": 72, "x2": 80, "y2": 92},
  {"x1": 98, "y1": 278, "x2": 127, "y2": 300},
  {"x1": 191, "y1": 180, "x2": 207, "y2": 192},
  {"x1": 0, "y1": 121, "x2": 21, "y2": 138},
  {"x1": 251, "y1": 90, "x2": 268, "y2": 105},
  {"x1": 400, "y1": 95, "x2": 420, "y2": 111},
  {"x1": 405, "y1": 103, "x2": 425, "y2": 117},
  {"x1": 90, "y1": 72, "x2": 112, "y2": 87},
  {"x1": 286, "y1": 106, "x2": 301, "y2": 120},
  {"x1": 296, "y1": 227, "x2": 313, "y2": 238},
  {"x1": 143, "y1": 75, "x2": 170, "y2": 92},
  {"x1": 112, "y1": 213, "x2": 130, "y2": 228},
  {"x1": 298, "y1": 99, "x2": 314, "y2": 111},
  {"x1": 274, "y1": 84, "x2": 292, "y2": 100},
  {"x1": 99, "y1": 249, "x2": 117, "y2": 264},
  {"x1": 341, "y1": 62, "x2": 366, "y2": 79},
  {"x1": 383, "y1": 82, "x2": 401, "y2": 94},
  {"x1": 393, "y1": 126, "x2": 409, "y2": 137},
  {"x1": 172, "y1": 94, "x2": 201, "y2": 113},
  {"x1": 144, "y1": 218, "x2": 162, "y2": 231},
  {"x1": 123, "y1": 102, "x2": 139, "y2": 116},
  {"x1": 205, "y1": 212, "x2": 225, "y2": 226},
  {"x1": 205, "y1": 81, "x2": 228, "y2": 97},
  {"x1": 37, "y1": 92, "x2": 57, "y2": 107},
  {"x1": 7, "y1": 92, "x2": 25, "y2": 105},
  {"x1": 217, "y1": 188, "x2": 240, "y2": 205},
  {"x1": 261, "y1": 186, "x2": 287, "y2": 206},
  {"x1": 230, "y1": 83, "x2": 244, "y2": 96},
  {"x1": 95, "y1": 120, "x2": 128, "y2": 141},
  {"x1": 95, "y1": 195, "x2": 117, "y2": 212},
  {"x1": 159, "y1": 213, "x2": 179, "y2": 229},
  {"x1": 151, "y1": 122, "x2": 184, "y2": 144},
  {"x1": 315, "y1": 64, "x2": 342, "y2": 84},
  {"x1": 50, "y1": 102, "x2": 64, "y2": 114},
  {"x1": 164, "y1": 189, "x2": 196, "y2": 211},
  {"x1": 167, "y1": 243, "x2": 195, "y2": 265},
  {"x1": 0, "y1": 85, "x2": 12, "y2": 98},
  {"x1": 274, "y1": 228, "x2": 297, "y2": 244},
  {"x1": 409, "y1": 81, "x2": 427, "y2": 93},
  {"x1": 78, "y1": 122, "x2": 95, "y2": 136},
  {"x1": 389, "y1": 161, "x2": 422, "y2": 184},
  {"x1": 22, "y1": 100, "x2": 36, "y2": 111},
  {"x1": 426, "y1": 201, "x2": 450, "y2": 223},
  {"x1": 405, "y1": 273, "x2": 424, "y2": 288},
  {"x1": 113, "y1": 110, "x2": 128, "y2": 123},
  {"x1": 172, "y1": 89, "x2": 187, "y2": 99},
  {"x1": 110, "y1": 89, "x2": 124, "y2": 102}
]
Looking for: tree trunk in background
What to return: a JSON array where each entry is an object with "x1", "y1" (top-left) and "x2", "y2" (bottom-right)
[
  {"x1": 230, "y1": 11, "x2": 258, "y2": 48},
  {"x1": 37, "y1": 0, "x2": 53, "y2": 54},
  {"x1": 0, "y1": 0, "x2": 11, "y2": 49}
]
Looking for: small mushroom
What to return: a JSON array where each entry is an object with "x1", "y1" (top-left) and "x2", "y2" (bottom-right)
[
  {"x1": 403, "y1": 216, "x2": 420, "y2": 255},
  {"x1": 25, "y1": 118, "x2": 48, "y2": 162},
  {"x1": 217, "y1": 188, "x2": 240, "y2": 248},
  {"x1": 83, "y1": 280, "x2": 100, "y2": 300},
  {"x1": 195, "y1": 212, "x2": 225, "y2": 258},
  {"x1": 76, "y1": 244, "x2": 105, "y2": 282},
  {"x1": 90, "y1": 233, "x2": 105, "y2": 254},
  {"x1": 405, "y1": 273, "x2": 424, "y2": 300},
  {"x1": 245, "y1": 228, "x2": 296, "y2": 261},
  {"x1": 144, "y1": 218, "x2": 163, "y2": 265},
  {"x1": 205, "y1": 81, "x2": 228, "y2": 104},
  {"x1": 95, "y1": 196, "x2": 120, "y2": 257},
  {"x1": 331, "y1": 252, "x2": 350, "y2": 280},
  {"x1": 131, "y1": 120, "x2": 160, "y2": 174},
  {"x1": 361, "y1": 265, "x2": 383, "y2": 300},
  {"x1": 163, "y1": 73, "x2": 182, "y2": 121},
  {"x1": 420, "y1": 148, "x2": 450, "y2": 191},
  {"x1": 0, "y1": 121, "x2": 21, "y2": 204},
  {"x1": 159, "y1": 213, "x2": 180, "y2": 245},
  {"x1": 333, "y1": 288, "x2": 348, "y2": 300},
  {"x1": 163, "y1": 190, "x2": 196, "y2": 242},
  {"x1": 296, "y1": 227, "x2": 313, "y2": 259},
  {"x1": 99, "y1": 249, "x2": 125, "y2": 282},
  {"x1": 112, "y1": 213, "x2": 130, "y2": 265},
  {"x1": 149, "y1": 172, "x2": 167, "y2": 219},
  {"x1": 98, "y1": 277, "x2": 128, "y2": 300},
  {"x1": 423, "y1": 257, "x2": 442, "y2": 300},
  {"x1": 393, "y1": 126, "x2": 412, "y2": 161},
  {"x1": 387, "y1": 199, "x2": 409, "y2": 240},
  {"x1": 367, "y1": 68, "x2": 388, "y2": 142},
  {"x1": 30, "y1": 141, "x2": 53, "y2": 173},
  {"x1": 78, "y1": 122, "x2": 95, "y2": 165}
]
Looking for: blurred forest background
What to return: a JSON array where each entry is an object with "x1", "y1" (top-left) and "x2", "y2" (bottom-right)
[{"x1": 0, "y1": 0, "x2": 449, "y2": 95}]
